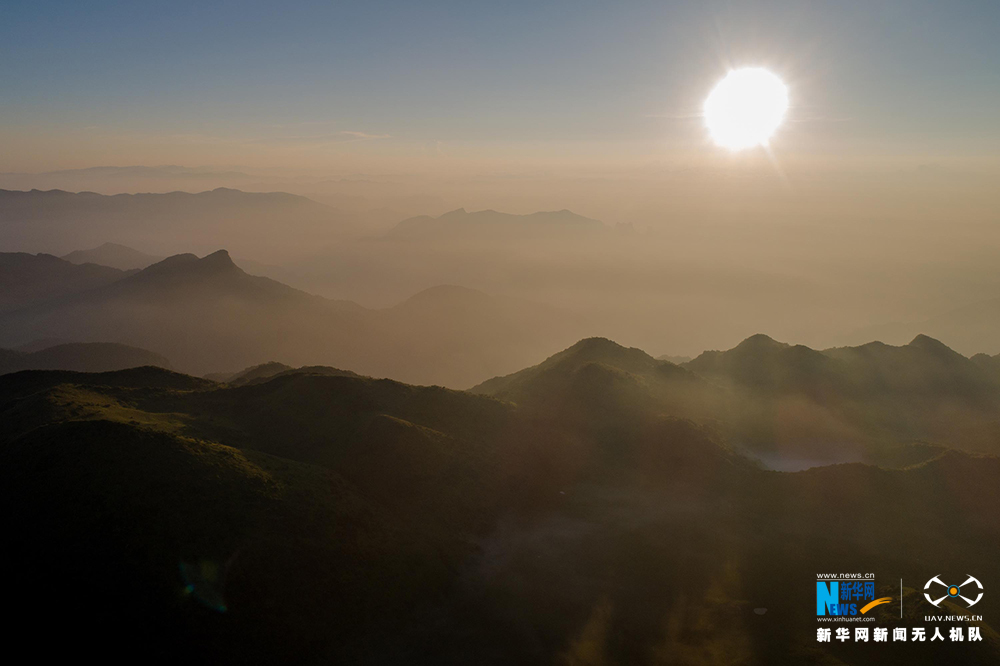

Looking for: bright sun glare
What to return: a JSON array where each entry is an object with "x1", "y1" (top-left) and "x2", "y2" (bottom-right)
[{"x1": 704, "y1": 68, "x2": 789, "y2": 151}]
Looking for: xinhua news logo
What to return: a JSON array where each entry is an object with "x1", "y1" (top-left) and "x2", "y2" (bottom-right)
[{"x1": 817, "y1": 576, "x2": 892, "y2": 616}]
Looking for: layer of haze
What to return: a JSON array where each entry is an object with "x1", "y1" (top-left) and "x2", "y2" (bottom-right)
[{"x1": 2, "y1": 0, "x2": 1000, "y2": 362}]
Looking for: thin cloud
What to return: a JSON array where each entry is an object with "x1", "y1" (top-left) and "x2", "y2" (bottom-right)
[
  {"x1": 339, "y1": 131, "x2": 391, "y2": 140},
  {"x1": 245, "y1": 131, "x2": 391, "y2": 145}
]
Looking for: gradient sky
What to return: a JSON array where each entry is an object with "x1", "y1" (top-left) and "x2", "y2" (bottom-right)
[{"x1": 3, "y1": 0, "x2": 999, "y2": 172}]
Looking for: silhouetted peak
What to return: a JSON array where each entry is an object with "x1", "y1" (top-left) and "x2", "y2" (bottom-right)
[
  {"x1": 687, "y1": 335, "x2": 836, "y2": 389},
  {"x1": 135, "y1": 250, "x2": 242, "y2": 282},
  {"x1": 61, "y1": 242, "x2": 163, "y2": 270},
  {"x1": 557, "y1": 337, "x2": 659, "y2": 370},
  {"x1": 94, "y1": 242, "x2": 133, "y2": 251},
  {"x1": 393, "y1": 284, "x2": 492, "y2": 310},
  {"x1": 147, "y1": 253, "x2": 199, "y2": 270},
  {"x1": 907, "y1": 334, "x2": 957, "y2": 356},
  {"x1": 470, "y1": 336, "x2": 695, "y2": 401},
  {"x1": 567, "y1": 337, "x2": 624, "y2": 355},
  {"x1": 223, "y1": 361, "x2": 295, "y2": 386},
  {"x1": 969, "y1": 353, "x2": 1000, "y2": 372},
  {"x1": 528, "y1": 209, "x2": 589, "y2": 221},
  {"x1": 852, "y1": 341, "x2": 891, "y2": 352},
  {"x1": 200, "y1": 249, "x2": 236, "y2": 269},
  {"x1": 733, "y1": 333, "x2": 787, "y2": 352}
]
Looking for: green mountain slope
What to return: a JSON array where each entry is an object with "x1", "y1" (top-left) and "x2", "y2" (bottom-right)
[
  {"x1": 1, "y1": 418, "x2": 459, "y2": 664},
  {"x1": 3, "y1": 342, "x2": 1000, "y2": 664}
]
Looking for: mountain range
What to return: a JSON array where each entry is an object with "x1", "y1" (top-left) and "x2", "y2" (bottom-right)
[
  {"x1": 0, "y1": 187, "x2": 353, "y2": 261},
  {"x1": 848, "y1": 296, "x2": 1000, "y2": 357},
  {"x1": 0, "y1": 249, "x2": 580, "y2": 387},
  {"x1": 0, "y1": 165, "x2": 258, "y2": 193},
  {"x1": 0, "y1": 250, "x2": 133, "y2": 313},
  {"x1": 3, "y1": 342, "x2": 998, "y2": 664},
  {"x1": 9, "y1": 186, "x2": 1000, "y2": 360},
  {"x1": 62, "y1": 242, "x2": 163, "y2": 270},
  {"x1": 13, "y1": 188, "x2": 1000, "y2": 360},
  {"x1": 8, "y1": 243, "x2": 1000, "y2": 445},
  {"x1": 475, "y1": 333, "x2": 1000, "y2": 467},
  {"x1": 0, "y1": 342, "x2": 170, "y2": 375},
  {"x1": 264, "y1": 205, "x2": 643, "y2": 308}
]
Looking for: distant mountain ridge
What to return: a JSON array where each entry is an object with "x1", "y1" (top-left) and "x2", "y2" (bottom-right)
[
  {"x1": 0, "y1": 165, "x2": 256, "y2": 193},
  {"x1": 0, "y1": 342, "x2": 170, "y2": 375},
  {"x1": 686, "y1": 332, "x2": 1000, "y2": 397},
  {"x1": 0, "y1": 249, "x2": 579, "y2": 387},
  {"x1": 62, "y1": 242, "x2": 163, "y2": 270},
  {"x1": 848, "y1": 296, "x2": 1000, "y2": 357},
  {"x1": 475, "y1": 333, "x2": 1000, "y2": 465},
  {"x1": 0, "y1": 187, "x2": 353, "y2": 260},
  {"x1": 684, "y1": 333, "x2": 1000, "y2": 459},
  {"x1": 0, "y1": 251, "x2": 133, "y2": 313}
]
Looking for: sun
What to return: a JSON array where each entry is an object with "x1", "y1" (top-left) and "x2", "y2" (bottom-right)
[{"x1": 704, "y1": 68, "x2": 789, "y2": 151}]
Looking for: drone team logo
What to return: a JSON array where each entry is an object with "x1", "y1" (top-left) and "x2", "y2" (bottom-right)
[
  {"x1": 813, "y1": 573, "x2": 988, "y2": 644},
  {"x1": 924, "y1": 575, "x2": 984, "y2": 608}
]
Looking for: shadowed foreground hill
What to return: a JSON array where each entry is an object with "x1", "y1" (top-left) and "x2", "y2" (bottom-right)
[
  {"x1": 2, "y1": 359, "x2": 1000, "y2": 664},
  {"x1": 204, "y1": 361, "x2": 294, "y2": 385}
]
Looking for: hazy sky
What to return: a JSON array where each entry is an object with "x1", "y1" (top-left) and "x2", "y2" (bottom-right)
[{"x1": 3, "y1": 0, "x2": 999, "y2": 173}]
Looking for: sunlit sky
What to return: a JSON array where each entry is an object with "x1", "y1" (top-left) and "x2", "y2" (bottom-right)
[{"x1": 2, "y1": 0, "x2": 999, "y2": 173}]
